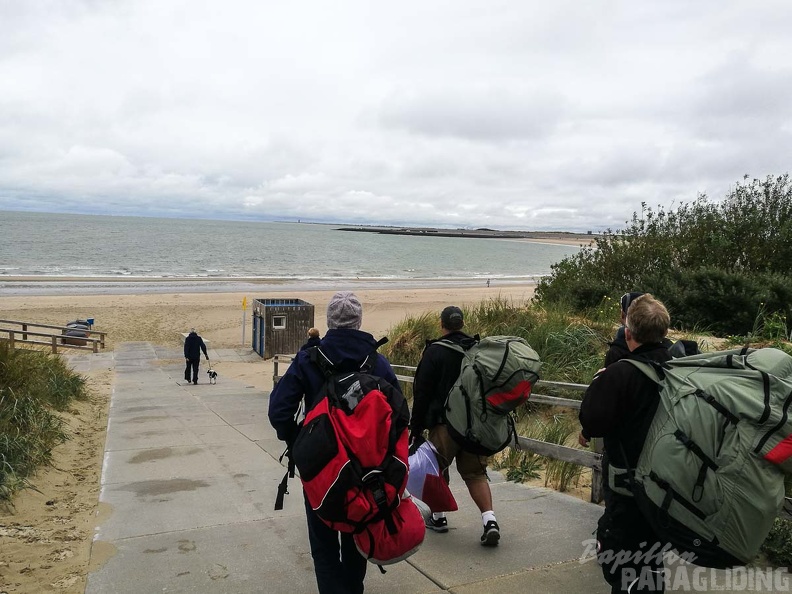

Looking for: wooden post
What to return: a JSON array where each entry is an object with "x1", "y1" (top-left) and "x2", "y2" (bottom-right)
[
  {"x1": 272, "y1": 357, "x2": 280, "y2": 385},
  {"x1": 9, "y1": 330, "x2": 15, "y2": 349},
  {"x1": 92, "y1": 339, "x2": 98, "y2": 353},
  {"x1": 51, "y1": 335, "x2": 58, "y2": 354},
  {"x1": 21, "y1": 324, "x2": 28, "y2": 341},
  {"x1": 100, "y1": 333, "x2": 105, "y2": 349}
]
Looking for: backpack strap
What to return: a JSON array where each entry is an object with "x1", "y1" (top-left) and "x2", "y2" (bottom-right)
[
  {"x1": 309, "y1": 337, "x2": 389, "y2": 376},
  {"x1": 623, "y1": 358, "x2": 666, "y2": 382},
  {"x1": 274, "y1": 446, "x2": 296, "y2": 511},
  {"x1": 434, "y1": 334, "x2": 478, "y2": 355},
  {"x1": 308, "y1": 346, "x2": 335, "y2": 378}
]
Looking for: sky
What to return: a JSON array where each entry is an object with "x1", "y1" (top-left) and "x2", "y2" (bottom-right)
[{"x1": 1, "y1": 1, "x2": 791, "y2": 232}]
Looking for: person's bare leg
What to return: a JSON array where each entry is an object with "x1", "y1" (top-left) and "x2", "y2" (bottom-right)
[
  {"x1": 466, "y1": 478, "x2": 500, "y2": 545},
  {"x1": 465, "y1": 479, "x2": 492, "y2": 513}
]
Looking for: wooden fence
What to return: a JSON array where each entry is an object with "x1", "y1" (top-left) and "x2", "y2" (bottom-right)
[
  {"x1": 272, "y1": 355, "x2": 792, "y2": 518},
  {"x1": 0, "y1": 319, "x2": 107, "y2": 353}
]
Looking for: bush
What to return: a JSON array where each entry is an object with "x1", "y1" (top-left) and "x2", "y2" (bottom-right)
[
  {"x1": 761, "y1": 518, "x2": 792, "y2": 567},
  {"x1": 536, "y1": 174, "x2": 792, "y2": 336}
]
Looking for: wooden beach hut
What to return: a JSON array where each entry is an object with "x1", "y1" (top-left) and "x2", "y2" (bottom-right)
[{"x1": 252, "y1": 298, "x2": 314, "y2": 359}]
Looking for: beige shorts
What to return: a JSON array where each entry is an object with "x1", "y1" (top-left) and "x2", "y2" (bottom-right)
[{"x1": 428, "y1": 424, "x2": 489, "y2": 482}]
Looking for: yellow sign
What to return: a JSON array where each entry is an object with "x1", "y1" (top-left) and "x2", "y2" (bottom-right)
[{"x1": 242, "y1": 296, "x2": 247, "y2": 310}]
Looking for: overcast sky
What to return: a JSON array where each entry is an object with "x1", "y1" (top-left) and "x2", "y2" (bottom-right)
[{"x1": 1, "y1": 1, "x2": 791, "y2": 231}]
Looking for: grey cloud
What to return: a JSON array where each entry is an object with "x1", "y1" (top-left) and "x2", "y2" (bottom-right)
[{"x1": 377, "y1": 86, "x2": 567, "y2": 141}]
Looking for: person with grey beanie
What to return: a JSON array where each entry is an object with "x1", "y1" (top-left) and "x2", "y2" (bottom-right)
[{"x1": 268, "y1": 291, "x2": 402, "y2": 594}]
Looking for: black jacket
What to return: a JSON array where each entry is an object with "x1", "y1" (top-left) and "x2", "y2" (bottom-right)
[
  {"x1": 299, "y1": 336, "x2": 322, "y2": 351},
  {"x1": 580, "y1": 342, "x2": 672, "y2": 474},
  {"x1": 604, "y1": 326, "x2": 673, "y2": 367},
  {"x1": 411, "y1": 331, "x2": 476, "y2": 433},
  {"x1": 184, "y1": 332, "x2": 208, "y2": 360}
]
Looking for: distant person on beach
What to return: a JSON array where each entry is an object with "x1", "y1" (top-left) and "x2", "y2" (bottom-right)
[
  {"x1": 183, "y1": 328, "x2": 208, "y2": 384},
  {"x1": 486, "y1": 279, "x2": 490, "y2": 287},
  {"x1": 268, "y1": 292, "x2": 403, "y2": 594},
  {"x1": 299, "y1": 327, "x2": 321, "y2": 351},
  {"x1": 410, "y1": 305, "x2": 501, "y2": 546}
]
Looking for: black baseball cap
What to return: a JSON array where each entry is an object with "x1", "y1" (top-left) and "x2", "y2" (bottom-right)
[{"x1": 441, "y1": 306, "x2": 464, "y2": 330}]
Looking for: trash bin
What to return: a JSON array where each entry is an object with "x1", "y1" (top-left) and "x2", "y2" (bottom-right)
[{"x1": 62, "y1": 321, "x2": 89, "y2": 346}]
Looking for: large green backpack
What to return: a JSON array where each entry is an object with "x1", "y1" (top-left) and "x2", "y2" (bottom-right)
[
  {"x1": 439, "y1": 336, "x2": 541, "y2": 456},
  {"x1": 616, "y1": 347, "x2": 792, "y2": 568}
]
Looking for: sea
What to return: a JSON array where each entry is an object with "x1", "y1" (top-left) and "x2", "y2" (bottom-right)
[{"x1": 0, "y1": 211, "x2": 583, "y2": 296}]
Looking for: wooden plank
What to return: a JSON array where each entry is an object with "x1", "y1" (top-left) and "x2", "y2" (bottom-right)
[
  {"x1": 529, "y1": 393, "x2": 583, "y2": 409},
  {"x1": 535, "y1": 379, "x2": 588, "y2": 392},
  {"x1": 0, "y1": 336, "x2": 95, "y2": 352},
  {"x1": 782, "y1": 497, "x2": 792, "y2": 521},
  {"x1": 515, "y1": 436, "x2": 601, "y2": 470},
  {"x1": 0, "y1": 329, "x2": 101, "y2": 343}
]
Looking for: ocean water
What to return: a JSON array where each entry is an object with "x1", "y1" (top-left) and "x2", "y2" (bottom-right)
[{"x1": 0, "y1": 211, "x2": 582, "y2": 293}]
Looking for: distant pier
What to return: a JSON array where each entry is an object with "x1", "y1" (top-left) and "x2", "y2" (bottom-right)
[{"x1": 335, "y1": 225, "x2": 596, "y2": 242}]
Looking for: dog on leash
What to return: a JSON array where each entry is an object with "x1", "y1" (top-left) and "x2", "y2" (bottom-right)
[{"x1": 207, "y1": 367, "x2": 218, "y2": 384}]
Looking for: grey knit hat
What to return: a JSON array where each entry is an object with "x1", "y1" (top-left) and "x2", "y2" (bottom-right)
[{"x1": 326, "y1": 291, "x2": 363, "y2": 330}]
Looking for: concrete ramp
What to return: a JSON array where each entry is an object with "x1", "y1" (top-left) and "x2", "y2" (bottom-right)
[{"x1": 86, "y1": 342, "x2": 710, "y2": 593}]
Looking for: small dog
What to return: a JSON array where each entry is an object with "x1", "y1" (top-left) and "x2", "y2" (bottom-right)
[{"x1": 206, "y1": 367, "x2": 218, "y2": 384}]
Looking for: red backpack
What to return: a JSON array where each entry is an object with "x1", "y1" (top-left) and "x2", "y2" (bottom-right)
[{"x1": 278, "y1": 342, "x2": 424, "y2": 566}]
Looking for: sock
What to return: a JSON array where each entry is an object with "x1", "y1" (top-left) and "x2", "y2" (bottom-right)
[
  {"x1": 432, "y1": 512, "x2": 446, "y2": 521},
  {"x1": 482, "y1": 510, "x2": 496, "y2": 525}
]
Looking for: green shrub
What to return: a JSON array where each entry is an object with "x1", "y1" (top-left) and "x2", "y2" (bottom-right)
[
  {"x1": 0, "y1": 343, "x2": 88, "y2": 500},
  {"x1": 761, "y1": 518, "x2": 792, "y2": 567},
  {"x1": 536, "y1": 174, "x2": 792, "y2": 336}
]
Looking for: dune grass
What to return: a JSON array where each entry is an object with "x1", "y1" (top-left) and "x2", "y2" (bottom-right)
[
  {"x1": 0, "y1": 342, "x2": 89, "y2": 500},
  {"x1": 382, "y1": 296, "x2": 612, "y2": 387}
]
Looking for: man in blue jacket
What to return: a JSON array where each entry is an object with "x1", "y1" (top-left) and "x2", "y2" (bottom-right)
[{"x1": 268, "y1": 291, "x2": 402, "y2": 594}]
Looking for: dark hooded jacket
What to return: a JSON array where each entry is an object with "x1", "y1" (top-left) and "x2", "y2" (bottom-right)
[
  {"x1": 604, "y1": 325, "x2": 672, "y2": 367},
  {"x1": 411, "y1": 330, "x2": 477, "y2": 434},
  {"x1": 580, "y1": 342, "x2": 672, "y2": 492},
  {"x1": 268, "y1": 328, "x2": 402, "y2": 443},
  {"x1": 184, "y1": 332, "x2": 208, "y2": 360}
]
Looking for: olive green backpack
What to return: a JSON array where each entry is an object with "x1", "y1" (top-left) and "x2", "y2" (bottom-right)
[
  {"x1": 439, "y1": 335, "x2": 541, "y2": 456},
  {"x1": 615, "y1": 347, "x2": 792, "y2": 568}
]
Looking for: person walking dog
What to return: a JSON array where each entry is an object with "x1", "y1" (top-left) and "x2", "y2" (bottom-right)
[{"x1": 184, "y1": 328, "x2": 209, "y2": 384}]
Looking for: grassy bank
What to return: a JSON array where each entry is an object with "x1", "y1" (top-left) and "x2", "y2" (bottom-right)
[{"x1": 0, "y1": 342, "x2": 89, "y2": 500}]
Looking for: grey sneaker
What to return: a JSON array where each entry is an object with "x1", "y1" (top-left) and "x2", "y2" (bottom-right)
[
  {"x1": 427, "y1": 516, "x2": 449, "y2": 533},
  {"x1": 481, "y1": 520, "x2": 500, "y2": 546}
]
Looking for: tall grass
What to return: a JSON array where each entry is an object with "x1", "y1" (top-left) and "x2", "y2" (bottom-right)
[
  {"x1": 383, "y1": 296, "x2": 612, "y2": 387},
  {"x1": 538, "y1": 413, "x2": 584, "y2": 492},
  {"x1": 0, "y1": 342, "x2": 89, "y2": 500}
]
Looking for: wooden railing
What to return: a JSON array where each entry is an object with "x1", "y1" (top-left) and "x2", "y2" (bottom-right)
[
  {"x1": 0, "y1": 319, "x2": 107, "y2": 353},
  {"x1": 272, "y1": 355, "x2": 792, "y2": 517}
]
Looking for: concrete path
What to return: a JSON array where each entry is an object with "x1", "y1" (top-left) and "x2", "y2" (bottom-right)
[{"x1": 80, "y1": 343, "x2": 778, "y2": 594}]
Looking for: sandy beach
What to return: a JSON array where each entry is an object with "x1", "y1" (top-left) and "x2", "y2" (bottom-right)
[
  {"x1": 0, "y1": 282, "x2": 541, "y2": 593},
  {"x1": 0, "y1": 284, "x2": 537, "y2": 351}
]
